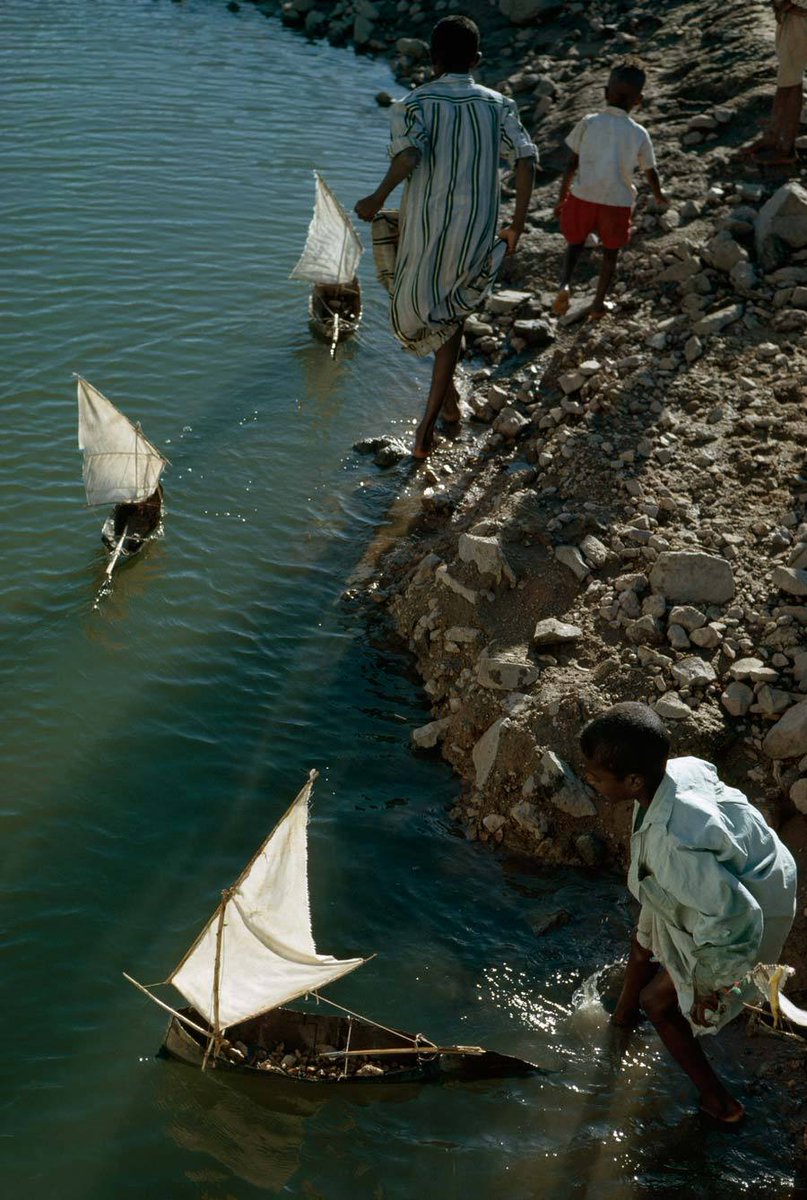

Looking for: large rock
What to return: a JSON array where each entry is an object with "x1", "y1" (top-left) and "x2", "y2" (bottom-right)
[
  {"x1": 772, "y1": 566, "x2": 807, "y2": 597},
  {"x1": 763, "y1": 700, "x2": 807, "y2": 759},
  {"x1": 536, "y1": 750, "x2": 596, "y2": 817},
  {"x1": 649, "y1": 551, "x2": 735, "y2": 604},
  {"x1": 458, "y1": 533, "x2": 516, "y2": 586},
  {"x1": 477, "y1": 646, "x2": 539, "y2": 691},
  {"x1": 533, "y1": 617, "x2": 583, "y2": 645},
  {"x1": 499, "y1": 0, "x2": 563, "y2": 24},
  {"x1": 703, "y1": 231, "x2": 746, "y2": 273},
  {"x1": 473, "y1": 718, "x2": 507, "y2": 788},
  {"x1": 412, "y1": 717, "x2": 451, "y2": 750},
  {"x1": 756, "y1": 182, "x2": 807, "y2": 271}
]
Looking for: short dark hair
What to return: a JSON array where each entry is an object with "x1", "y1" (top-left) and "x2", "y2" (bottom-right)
[
  {"x1": 609, "y1": 59, "x2": 646, "y2": 99},
  {"x1": 431, "y1": 15, "x2": 480, "y2": 72},
  {"x1": 579, "y1": 702, "x2": 669, "y2": 782}
]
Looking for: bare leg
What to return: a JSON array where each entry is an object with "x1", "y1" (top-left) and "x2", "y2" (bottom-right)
[
  {"x1": 740, "y1": 84, "x2": 803, "y2": 158},
  {"x1": 611, "y1": 937, "x2": 657, "y2": 1028},
  {"x1": 589, "y1": 248, "x2": 619, "y2": 317},
  {"x1": 640, "y1": 969, "x2": 744, "y2": 1123},
  {"x1": 441, "y1": 381, "x2": 461, "y2": 425},
  {"x1": 552, "y1": 242, "x2": 586, "y2": 315},
  {"x1": 413, "y1": 325, "x2": 464, "y2": 458}
]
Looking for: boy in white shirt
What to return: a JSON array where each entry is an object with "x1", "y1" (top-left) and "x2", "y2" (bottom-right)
[{"x1": 552, "y1": 61, "x2": 666, "y2": 320}]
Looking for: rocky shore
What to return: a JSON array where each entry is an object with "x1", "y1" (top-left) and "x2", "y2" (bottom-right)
[{"x1": 247, "y1": 0, "x2": 807, "y2": 980}]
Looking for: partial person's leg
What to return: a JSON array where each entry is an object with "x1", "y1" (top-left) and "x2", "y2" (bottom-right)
[
  {"x1": 640, "y1": 969, "x2": 744, "y2": 1123},
  {"x1": 552, "y1": 243, "x2": 586, "y2": 315},
  {"x1": 414, "y1": 324, "x2": 464, "y2": 458},
  {"x1": 611, "y1": 937, "x2": 657, "y2": 1028},
  {"x1": 589, "y1": 248, "x2": 619, "y2": 317}
]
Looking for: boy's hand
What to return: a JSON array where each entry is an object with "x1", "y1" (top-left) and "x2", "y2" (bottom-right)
[
  {"x1": 354, "y1": 193, "x2": 383, "y2": 222},
  {"x1": 498, "y1": 225, "x2": 522, "y2": 256},
  {"x1": 690, "y1": 991, "x2": 721, "y2": 1027}
]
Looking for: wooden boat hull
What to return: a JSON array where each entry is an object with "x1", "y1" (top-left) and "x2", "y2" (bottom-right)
[
  {"x1": 100, "y1": 487, "x2": 163, "y2": 557},
  {"x1": 162, "y1": 1006, "x2": 540, "y2": 1086},
  {"x1": 309, "y1": 279, "x2": 362, "y2": 345}
]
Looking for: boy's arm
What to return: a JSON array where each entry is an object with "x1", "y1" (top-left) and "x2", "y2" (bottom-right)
[
  {"x1": 644, "y1": 167, "x2": 668, "y2": 208},
  {"x1": 499, "y1": 157, "x2": 536, "y2": 255},
  {"x1": 553, "y1": 152, "x2": 579, "y2": 218},
  {"x1": 354, "y1": 149, "x2": 420, "y2": 221}
]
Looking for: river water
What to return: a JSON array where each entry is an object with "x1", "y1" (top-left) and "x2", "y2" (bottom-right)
[{"x1": 0, "y1": 2, "x2": 799, "y2": 1197}]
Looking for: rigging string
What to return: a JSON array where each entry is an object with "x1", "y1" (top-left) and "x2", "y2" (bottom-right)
[{"x1": 309, "y1": 991, "x2": 436, "y2": 1054}]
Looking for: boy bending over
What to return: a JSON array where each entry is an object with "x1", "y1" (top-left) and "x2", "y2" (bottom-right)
[
  {"x1": 580, "y1": 702, "x2": 797, "y2": 1126},
  {"x1": 355, "y1": 16, "x2": 537, "y2": 459},
  {"x1": 553, "y1": 61, "x2": 666, "y2": 320}
]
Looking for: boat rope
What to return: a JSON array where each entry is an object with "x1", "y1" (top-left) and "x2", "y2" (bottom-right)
[
  {"x1": 342, "y1": 1018, "x2": 353, "y2": 1080},
  {"x1": 309, "y1": 991, "x2": 436, "y2": 1052}
]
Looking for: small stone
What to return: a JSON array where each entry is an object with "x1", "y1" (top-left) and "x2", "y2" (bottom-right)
[
  {"x1": 558, "y1": 370, "x2": 585, "y2": 394},
  {"x1": 458, "y1": 533, "x2": 516, "y2": 586},
  {"x1": 477, "y1": 648, "x2": 539, "y2": 691},
  {"x1": 580, "y1": 534, "x2": 609, "y2": 568},
  {"x1": 493, "y1": 406, "x2": 531, "y2": 439},
  {"x1": 473, "y1": 718, "x2": 507, "y2": 788},
  {"x1": 690, "y1": 624, "x2": 722, "y2": 649},
  {"x1": 763, "y1": 700, "x2": 807, "y2": 759},
  {"x1": 654, "y1": 693, "x2": 693, "y2": 721},
  {"x1": 684, "y1": 335, "x2": 703, "y2": 364},
  {"x1": 790, "y1": 778, "x2": 807, "y2": 814},
  {"x1": 772, "y1": 566, "x2": 807, "y2": 597},
  {"x1": 721, "y1": 681, "x2": 754, "y2": 717},
  {"x1": 575, "y1": 832, "x2": 607, "y2": 867},
  {"x1": 555, "y1": 544, "x2": 589, "y2": 580},
  {"x1": 730, "y1": 657, "x2": 765, "y2": 681},
  {"x1": 667, "y1": 623, "x2": 691, "y2": 650},
  {"x1": 530, "y1": 908, "x2": 571, "y2": 936},
  {"x1": 482, "y1": 813, "x2": 507, "y2": 834},
  {"x1": 488, "y1": 289, "x2": 532, "y2": 314},
  {"x1": 693, "y1": 304, "x2": 744, "y2": 337},
  {"x1": 668, "y1": 605, "x2": 707, "y2": 632},
  {"x1": 649, "y1": 551, "x2": 735, "y2": 603},
  {"x1": 757, "y1": 685, "x2": 793, "y2": 716},
  {"x1": 533, "y1": 618, "x2": 583, "y2": 645},
  {"x1": 670, "y1": 656, "x2": 717, "y2": 688},
  {"x1": 625, "y1": 615, "x2": 664, "y2": 645},
  {"x1": 411, "y1": 718, "x2": 451, "y2": 750}
]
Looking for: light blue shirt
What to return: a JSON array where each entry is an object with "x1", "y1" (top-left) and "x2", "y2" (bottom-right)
[{"x1": 629, "y1": 757, "x2": 797, "y2": 1033}]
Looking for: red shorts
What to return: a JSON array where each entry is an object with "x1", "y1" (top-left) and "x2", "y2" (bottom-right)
[{"x1": 560, "y1": 194, "x2": 632, "y2": 250}]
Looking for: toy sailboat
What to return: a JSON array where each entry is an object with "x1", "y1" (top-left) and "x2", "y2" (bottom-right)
[
  {"x1": 125, "y1": 771, "x2": 540, "y2": 1086},
  {"x1": 76, "y1": 376, "x2": 168, "y2": 576},
  {"x1": 290, "y1": 172, "x2": 363, "y2": 357}
]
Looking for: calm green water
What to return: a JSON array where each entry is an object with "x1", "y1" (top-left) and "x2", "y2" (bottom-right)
[{"x1": 0, "y1": 2, "x2": 799, "y2": 1197}]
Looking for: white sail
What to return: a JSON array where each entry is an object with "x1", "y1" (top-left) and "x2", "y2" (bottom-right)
[
  {"x1": 290, "y1": 171, "x2": 363, "y2": 286},
  {"x1": 77, "y1": 377, "x2": 166, "y2": 507},
  {"x1": 168, "y1": 773, "x2": 367, "y2": 1032}
]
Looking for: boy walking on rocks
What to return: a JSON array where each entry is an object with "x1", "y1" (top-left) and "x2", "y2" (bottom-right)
[
  {"x1": 354, "y1": 15, "x2": 537, "y2": 459},
  {"x1": 740, "y1": 0, "x2": 807, "y2": 164},
  {"x1": 553, "y1": 61, "x2": 666, "y2": 320},
  {"x1": 580, "y1": 702, "x2": 796, "y2": 1126}
]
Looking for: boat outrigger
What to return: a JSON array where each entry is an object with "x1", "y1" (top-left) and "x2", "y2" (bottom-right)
[
  {"x1": 76, "y1": 376, "x2": 168, "y2": 577},
  {"x1": 125, "y1": 771, "x2": 540, "y2": 1086},
  {"x1": 291, "y1": 172, "x2": 363, "y2": 358}
]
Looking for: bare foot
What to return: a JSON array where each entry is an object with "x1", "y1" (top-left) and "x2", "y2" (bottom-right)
[
  {"x1": 441, "y1": 382, "x2": 461, "y2": 425},
  {"x1": 552, "y1": 286, "x2": 571, "y2": 317}
]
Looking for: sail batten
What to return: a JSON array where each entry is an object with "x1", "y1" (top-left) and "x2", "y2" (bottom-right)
[
  {"x1": 77, "y1": 377, "x2": 166, "y2": 507},
  {"x1": 290, "y1": 171, "x2": 363, "y2": 286},
  {"x1": 168, "y1": 773, "x2": 367, "y2": 1032}
]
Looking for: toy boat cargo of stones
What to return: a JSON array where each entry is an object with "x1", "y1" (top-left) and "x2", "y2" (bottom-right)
[
  {"x1": 290, "y1": 172, "x2": 362, "y2": 358},
  {"x1": 76, "y1": 375, "x2": 167, "y2": 574},
  {"x1": 125, "y1": 772, "x2": 541, "y2": 1086}
]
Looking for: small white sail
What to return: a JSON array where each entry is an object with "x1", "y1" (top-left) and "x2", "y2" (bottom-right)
[
  {"x1": 290, "y1": 171, "x2": 363, "y2": 286},
  {"x1": 77, "y1": 377, "x2": 166, "y2": 507},
  {"x1": 169, "y1": 773, "x2": 367, "y2": 1032}
]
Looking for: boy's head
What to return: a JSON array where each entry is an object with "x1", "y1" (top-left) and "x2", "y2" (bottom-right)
[
  {"x1": 605, "y1": 59, "x2": 646, "y2": 112},
  {"x1": 431, "y1": 15, "x2": 481, "y2": 74},
  {"x1": 579, "y1": 702, "x2": 669, "y2": 803}
]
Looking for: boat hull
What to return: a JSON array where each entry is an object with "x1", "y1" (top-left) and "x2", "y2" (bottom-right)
[
  {"x1": 162, "y1": 1006, "x2": 540, "y2": 1086},
  {"x1": 309, "y1": 279, "x2": 362, "y2": 345},
  {"x1": 100, "y1": 486, "x2": 163, "y2": 557}
]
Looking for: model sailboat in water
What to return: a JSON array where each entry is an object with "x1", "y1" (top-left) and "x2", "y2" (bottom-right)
[
  {"x1": 291, "y1": 172, "x2": 363, "y2": 357},
  {"x1": 125, "y1": 772, "x2": 539, "y2": 1085},
  {"x1": 76, "y1": 376, "x2": 167, "y2": 572}
]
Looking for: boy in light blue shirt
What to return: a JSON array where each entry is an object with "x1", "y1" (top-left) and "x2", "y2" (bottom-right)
[{"x1": 580, "y1": 702, "x2": 797, "y2": 1126}]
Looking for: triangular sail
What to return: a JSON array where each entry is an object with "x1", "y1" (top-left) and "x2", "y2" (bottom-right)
[
  {"x1": 168, "y1": 773, "x2": 367, "y2": 1032},
  {"x1": 77, "y1": 376, "x2": 166, "y2": 507},
  {"x1": 290, "y1": 171, "x2": 363, "y2": 286}
]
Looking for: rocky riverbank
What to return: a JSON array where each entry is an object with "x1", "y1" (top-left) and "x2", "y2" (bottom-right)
[{"x1": 249, "y1": 0, "x2": 807, "y2": 980}]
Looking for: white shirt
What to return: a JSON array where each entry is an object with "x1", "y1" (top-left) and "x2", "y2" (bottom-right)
[
  {"x1": 566, "y1": 106, "x2": 656, "y2": 209},
  {"x1": 629, "y1": 757, "x2": 796, "y2": 1035}
]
